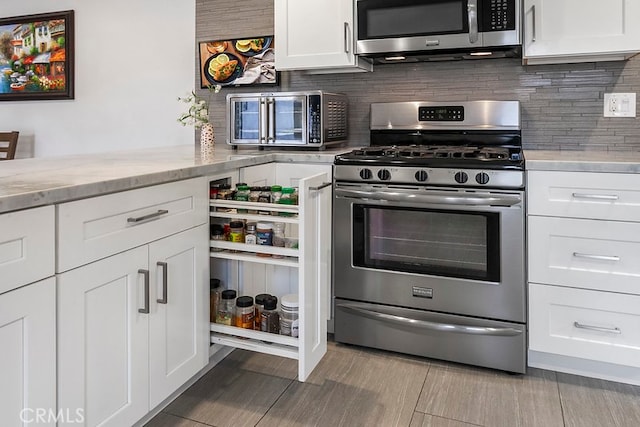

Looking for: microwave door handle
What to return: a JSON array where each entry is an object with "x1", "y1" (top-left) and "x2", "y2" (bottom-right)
[
  {"x1": 259, "y1": 98, "x2": 268, "y2": 144},
  {"x1": 468, "y1": 0, "x2": 479, "y2": 44},
  {"x1": 267, "y1": 98, "x2": 275, "y2": 143}
]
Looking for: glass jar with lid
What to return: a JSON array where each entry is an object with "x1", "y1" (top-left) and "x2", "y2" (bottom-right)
[
  {"x1": 216, "y1": 289, "x2": 237, "y2": 325},
  {"x1": 278, "y1": 187, "x2": 296, "y2": 217},
  {"x1": 272, "y1": 222, "x2": 286, "y2": 258},
  {"x1": 209, "y1": 279, "x2": 221, "y2": 323},
  {"x1": 235, "y1": 296, "x2": 255, "y2": 329}
]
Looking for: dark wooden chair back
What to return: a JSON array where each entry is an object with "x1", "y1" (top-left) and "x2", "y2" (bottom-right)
[{"x1": 0, "y1": 131, "x2": 19, "y2": 160}]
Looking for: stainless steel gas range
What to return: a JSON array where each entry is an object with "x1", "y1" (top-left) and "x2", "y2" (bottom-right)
[{"x1": 332, "y1": 101, "x2": 526, "y2": 374}]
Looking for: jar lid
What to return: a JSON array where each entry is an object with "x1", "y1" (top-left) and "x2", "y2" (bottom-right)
[
  {"x1": 237, "y1": 185, "x2": 250, "y2": 191},
  {"x1": 210, "y1": 278, "x2": 221, "y2": 290},
  {"x1": 229, "y1": 220, "x2": 245, "y2": 228},
  {"x1": 236, "y1": 296, "x2": 254, "y2": 307},
  {"x1": 281, "y1": 293, "x2": 299, "y2": 308},
  {"x1": 210, "y1": 224, "x2": 224, "y2": 235},
  {"x1": 246, "y1": 222, "x2": 257, "y2": 231},
  {"x1": 250, "y1": 186, "x2": 261, "y2": 191},
  {"x1": 255, "y1": 293, "x2": 271, "y2": 305},
  {"x1": 221, "y1": 289, "x2": 237, "y2": 299},
  {"x1": 263, "y1": 296, "x2": 278, "y2": 310},
  {"x1": 256, "y1": 222, "x2": 273, "y2": 230},
  {"x1": 282, "y1": 187, "x2": 295, "y2": 194},
  {"x1": 261, "y1": 186, "x2": 272, "y2": 191},
  {"x1": 270, "y1": 185, "x2": 282, "y2": 191},
  {"x1": 236, "y1": 182, "x2": 247, "y2": 187}
]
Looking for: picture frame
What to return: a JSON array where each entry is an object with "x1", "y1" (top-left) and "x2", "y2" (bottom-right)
[
  {"x1": 0, "y1": 10, "x2": 74, "y2": 101},
  {"x1": 198, "y1": 35, "x2": 277, "y2": 88}
]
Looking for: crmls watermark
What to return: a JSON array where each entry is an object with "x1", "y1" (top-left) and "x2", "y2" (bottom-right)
[{"x1": 20, "y1": 408, "x2": 85, "y2": 424}]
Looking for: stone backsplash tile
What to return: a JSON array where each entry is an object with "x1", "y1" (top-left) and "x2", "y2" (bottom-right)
[{"x1": 198, "y1": 0, "x2": 640, "y2": 152}]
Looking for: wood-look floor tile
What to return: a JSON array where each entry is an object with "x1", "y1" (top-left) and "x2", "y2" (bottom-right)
[
  {"x1": 558, "y1": 372, "x2": 640, "y2": 427},
  {"x1": 145, "y1": 412, "x2": 212, "y2": 427},
  {"x1": 163, "y1": 350, "x2": 293, "y2": 427},
  {"x1": 410, "y1": 412, "x2": 481, "y2": 427},
  {"x1": 416, "y1": 365, "x2": 563, "y2": 427},
  {"x1": 256, "y1": 347, "x2": 429, "y2": 427}
]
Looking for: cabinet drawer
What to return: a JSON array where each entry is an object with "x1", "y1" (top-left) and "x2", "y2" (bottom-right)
[
  {"x1": 527, "y1": 171, "x2": 640, "y2": 221},
  {"x1": 529, "y1": 283, "x2": 640, "y2": 368},
  {"x1": 528, "y1": 216, "x2": 640, "y2": 295},
  {"x1": 0, "y1": 206, "x2": 55, "y2": 294},
  {"x1": 57, "y1": 178, "x2": 207, "y2": 272}
]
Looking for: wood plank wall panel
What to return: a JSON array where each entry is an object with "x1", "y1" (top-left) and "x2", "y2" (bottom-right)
[{"x1": 196, "y1": 0, "x2": 640, "y2": 151}]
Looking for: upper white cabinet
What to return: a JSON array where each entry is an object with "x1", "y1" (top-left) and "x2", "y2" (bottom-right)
[
  {"x1": 523, "y1": 0, "x2": 640, "y2": 64},
  {"x1": 274, "y1": 0, "x2": 372, "y2": 73}
]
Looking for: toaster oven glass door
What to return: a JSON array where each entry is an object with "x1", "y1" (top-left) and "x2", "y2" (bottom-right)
[
  {"x1": 271, "y1": 95, "x2": 307, "y2": 145},
  {"x1": 230, "y1": 97, "x2": 262, "y2": 144}
]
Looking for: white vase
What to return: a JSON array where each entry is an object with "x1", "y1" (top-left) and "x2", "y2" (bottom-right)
[{"x1": 200, "y1": 123, "x2": 215, "y2": 160}]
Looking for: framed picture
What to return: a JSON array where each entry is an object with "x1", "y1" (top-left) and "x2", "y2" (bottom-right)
[
  {"x1": 0, "y1": 10, "x2": 74, "y2": 101},
  {"x1": 198, "y1": 35, "x2": 277, "y2": 88}
]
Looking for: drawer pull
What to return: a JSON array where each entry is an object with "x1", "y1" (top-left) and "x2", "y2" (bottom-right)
[
  {"x1": 157, "y1": 261, "x2": 168, "y2": 304},
  {"x1": 571, "y1": 193, "x2": 619, "y2": 201},
  {"x1": 574, "y1": 321, "x2": 621, "y2": 335},
  {"x1": 573, "y1": 252, "x2": 620, "y2": 262},
  {"x1": 127, "y1": 209, "x2": 169, "y2": 223},
  {"x1": 309, "y1": 182, "x2": 332, "y2": 191},
  {"x1": 138, "y1": 269, "x2": 150, "y2": 314}
]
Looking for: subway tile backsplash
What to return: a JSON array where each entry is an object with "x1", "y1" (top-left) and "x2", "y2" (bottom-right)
[{"x1": 197, "y1": 0, "x2": 640, "y2": 152}]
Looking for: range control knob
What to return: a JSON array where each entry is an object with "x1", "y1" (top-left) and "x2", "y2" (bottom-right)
[
  {"x1": 415, "y1": 170, "x2": 429, "y2": 182},
  {"x1": 377, "y1": 169, "x2": 391, "y2": 181},
  {"x1": 475, "y1": 172, "x2": 490, "y2": 185},
  {"x1": 359, "y1": 168, "x2": 373, "y2": 180},
  {"x1": 454, "y1": 171, "x2": 468, "y2": 184}
]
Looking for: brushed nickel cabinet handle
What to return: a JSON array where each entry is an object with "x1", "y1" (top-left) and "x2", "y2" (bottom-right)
[
  {"x1": 573, "y1": 252, "x2": 620, "y2": 262},
  {"x1": 531, "y1": 5, "x2": 536, "y2": 42},
  {"x1": 572, "y1": 193, "x2": 619, "y2": 201},
  {"x1": 138, "y1": 269, "x2": 150, "y2": 314},
  {"x1": 127, "y1": 209, "x2": 169, "y2": 223},
  {"x1": 574, "y1": 321, "x2": 621, "y2": 334},
  {"x1": 157, "y1": 261, "x2": 168, "y2": 304},
  {"x1": 344, "y1": 22, "x2": 350, "y2": 54},
  {"x1": 309, "y1": 182, "x2": 332, "y2": 191}
]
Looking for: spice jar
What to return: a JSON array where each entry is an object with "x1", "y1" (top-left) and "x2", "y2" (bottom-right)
[
  {"x1": 258, "y1": 186, "x2": 272, "y2": 215},
  {"x1": 235, "y1": 184, "x2": 250, "y2": 213},
  {"x1": 216, "y1": 289, "x2": 237, "y2": 325},
  {"x1": 256, "y1": 222, "x2": 273, "y2": 257},
  {"x1": 272, "y1": 222, "x2": 286, "y2": 258},
  {"x1": 229, "y1": 220, "x2": 245, "y2": 243},
  {"x1": 217, "y1": 184, "x2": 234, "y2": 200},
  {"x1": 248, "y1": 186, "x2": 261, "y2": 214},
  {"x1": 261, "y1": 296, "x2": 280, "y2": 334},
  {"x1": 210, "y1": 224, "x2": 225, "y2": 252},
  {"x1": 245, "y1": 222, "x2": 257, "y2": 244},
  {"x1": 270, "y1": 185, "x2": 282, "y2": 216},
  {"x1": 235, "y1": 296, "x2": 255, "y2": 329},
  {"x1": 279, "y1": 294, "x2": 299, "y2": 337},
  {"x1": 278, "y1": 187, "x2": 296, "y2": 217},
  {"x1": 209, "y1": 184, "x2": 219, "y2": 200},
  {"x1": 254, "y1": 293, "x2": 271, "y2": 330},
  {"x1": 209, "y1": 279, "x2": 221, "y2": 323}
]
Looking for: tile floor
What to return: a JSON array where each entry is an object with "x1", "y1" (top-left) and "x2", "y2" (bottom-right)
[{"x1": 146, "y1": 339, "x2": 640, "y2": 427}]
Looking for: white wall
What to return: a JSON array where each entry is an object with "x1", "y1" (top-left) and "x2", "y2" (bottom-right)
[{"x1": 0, "y1": 1, "x2": 195, "y2": 157}]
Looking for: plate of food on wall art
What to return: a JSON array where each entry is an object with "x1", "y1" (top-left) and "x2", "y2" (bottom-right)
[
  {"x1": 198, "y1": 35, "x2": 277, "y2": 87},
  {"x1": 0, "y1": 10, "x2": 74, "y2": 101}
]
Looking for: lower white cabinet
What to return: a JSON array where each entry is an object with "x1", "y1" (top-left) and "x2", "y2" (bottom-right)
[
  {"x1": 0, "y1": 278, "x2": 56, "y2": 427},
  {"x1": 57, "y1": 225, "x2": 208, "y2": 427}
]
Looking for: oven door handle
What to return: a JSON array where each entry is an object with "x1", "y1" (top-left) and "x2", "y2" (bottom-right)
[
  {"x1": 334, "y1": 188, "x2": 521, "y2": 207},
  {"x1": 337, "y1": 303, "x2": 523, "y2": 337}
]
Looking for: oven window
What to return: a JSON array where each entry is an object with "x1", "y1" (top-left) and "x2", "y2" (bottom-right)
[
  {"x1": 359, "y1": 0, "x2": 468, "y2": 39},
  {"x1": 353, "y1": 205, "x2": 500, "y2": 281}
]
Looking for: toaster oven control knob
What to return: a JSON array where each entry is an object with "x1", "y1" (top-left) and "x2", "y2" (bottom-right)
[
  {"x1": 359, "y1": 168, "x2": 373, "y2": 180},
  {"x1": 415, "y1": 170, "x2": 429, "y2": 182},
  {"x1": 377, "y1": 169, "x2": 391, "y2": 181},
  {"x1": 454, "y1": 171, "x2": 468, "y2": 184},
  {"x1": 475, "y1": 172, "x2": 490, "y2": 185}
]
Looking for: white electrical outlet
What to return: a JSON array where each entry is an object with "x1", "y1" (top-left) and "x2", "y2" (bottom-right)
[{"x1": 604, "y1": 93, "x2": 636, "y2": 117}]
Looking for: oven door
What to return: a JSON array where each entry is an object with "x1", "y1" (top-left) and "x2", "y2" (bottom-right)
[
  {"x1": 333, "y1": 182, "x2": 525, "y2": 323},
  {"x1": 356, "y1": 0, "x2": 482, "y2": 55}
]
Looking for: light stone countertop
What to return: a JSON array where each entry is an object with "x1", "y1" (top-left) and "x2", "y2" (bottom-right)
[
  {"x1": 525, "y1": 150, "x2": 640, "y2": 173},
  {"x1": 0, "y1": 145, "x2": 351, "y2": 214}
]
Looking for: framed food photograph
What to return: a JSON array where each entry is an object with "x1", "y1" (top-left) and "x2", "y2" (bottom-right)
[
  {"x1": 0, "y1": 10, "x2": 74, "y2": 101},
  {"x1": 198, "y1": 35, "x2": 277, "y2": 88}
]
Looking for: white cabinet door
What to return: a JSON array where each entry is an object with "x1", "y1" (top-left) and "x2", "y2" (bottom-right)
[
  {"x1": 274, "y1": 0, "x2": 372, "y2": 72},
  {"x1": 523, "y1": 0, "x2": 640, "y2": 64},
  {"x1": 298, "y1": 173, "x2": 330, "y2": 381},
  {"x1": 0, "y1": 278, "x2": 56, "y2": 427},
  {"x1": 58, "y1": 247, "x2": 149, "y2": 427},
  {"x1": 149, "y1": 225, "x2": 209, "y2": 409}
]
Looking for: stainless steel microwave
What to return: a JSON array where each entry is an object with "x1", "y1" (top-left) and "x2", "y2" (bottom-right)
[
  {"x1": 356, "y1": 0, "x2": 521, "y2": 61},
  {"x1": 226, "y1": 91, "x2": 348, "y2": 148}
]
